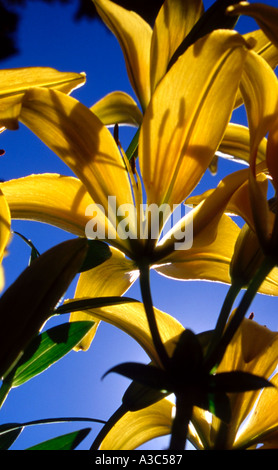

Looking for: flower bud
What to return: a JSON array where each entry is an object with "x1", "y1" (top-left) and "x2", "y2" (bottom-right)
[{"x1": 230, "y1": 223, "x2": 266, "y2": 287}]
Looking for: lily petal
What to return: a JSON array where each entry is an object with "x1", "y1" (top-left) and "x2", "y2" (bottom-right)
[
  {"x1": 0, "y1": 67, "x2": 86, "y2": 130},
  {"x1": 150, "y1": 0, "x2": 203, "y2": 93},
  {"x1": 0, "y1": 174, "x2": 94, "y2": 237},
  {"x1": 155, "y1": 214, "x2": 239, "y2": 286},
  {"x1": 90, "y1": 91, "x2": 143, "y2": 127},
  {"x1": 140, "y1": 30, "x2": 249, "y2": 211},
  {"x1": 0, "y1": 190, "x2": 11, "y2": 292},
  {"x1": 100, "y1": 398, "x2": 173, "y2": 450},
  {"x1": 69, "y1": 247, "x2": 138, "y2": 351},
  {"x1": 69, "y1": 299, "x2": 184, "y2": 367},
  {"x1": 239, "y1": 49, "x2": 278, "y2": 164},
  {"x1": 18, "y1": 88, "x2": 137, "y2": 251},
  {"x1": 218, "y1": 123, "x2": 267, "y2": 165},
  {"x1": 93, "y1": 0, "x2": 152, "y2": 110}
]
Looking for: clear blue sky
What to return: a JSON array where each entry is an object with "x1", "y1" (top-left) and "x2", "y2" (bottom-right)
[{"x1": 0, "y1": 0, "x2": 277, "y2": 450}]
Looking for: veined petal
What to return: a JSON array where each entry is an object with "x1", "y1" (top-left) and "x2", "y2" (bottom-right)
[
  {"x1": 155, "y1": 215, "x2": 239, "y2": 285},
  {"x1": 0, "y1": 174, "x2": 94, "y2": 237},
  {"x1": 69, "y1": 247, "x2": 137, "y2": 351},
  {"x1": 100, "y1": 398, "x2": 173, "y2": 450},
  {"x1": 239, "y1": 49, "x2": 278, "y2": 166},
  {"x1": 227, "y1": 3, "x2": 278, "y2": 50},
  {"x1": 218, "y1": 123, "x2": 267, "y2": 165},
  {"x1": 90, "y1": 91, "x2": 143, "y2": 127},
  {"x1": 18, "y1": 88, "x2": 137, "y2": 250},
  {"x1": 140, "y1": 30, "x2": 249, "y2": 211},
  {"x1": 150, "y1": 0, "x2": 203, "y2": 93},
  {"x1": 186, "y1": 164, "x2": 269, "y2": 234},
  {"x1": 0, "y1": 190, "x2": 11, "y2": 292},
  {"x1": 69, "y1": 300, "x2": 184, "y2": 367},
  {"x1": 0, "y1": 67, "x2": 86, "y2": 130},
  {"x1": 93, "y1": 0, "x2": 152, "y2": 110}
]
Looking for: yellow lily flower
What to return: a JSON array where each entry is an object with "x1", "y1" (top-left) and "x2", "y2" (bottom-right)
[
  {"x1": 0, "y1": 30, "x2": 249, "y2": 273},
  {"x1": 94, "y1": 314, "x2": 278, "y2": 450},
  {"x1": 0, "y1": 30, "x2": 253, "y2": 351},
  {"x1": 189, "y1": 315, "x2": 278, "y2": 450}
]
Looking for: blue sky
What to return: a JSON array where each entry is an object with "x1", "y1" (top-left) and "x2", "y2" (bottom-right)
[{"x1": 0, "y1": 0, "x2": 278, "y2": 451}]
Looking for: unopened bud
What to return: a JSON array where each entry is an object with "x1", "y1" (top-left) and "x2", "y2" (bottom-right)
[{"x1": 230, "y1": 223, "x2": 266, "y2": 287}]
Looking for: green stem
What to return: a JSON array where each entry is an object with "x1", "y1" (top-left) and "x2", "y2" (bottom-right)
[
  {"x1": 169, "y1": 394, "x2": 192, "y2": 450},
  {"x1": 213, "y1": 420, "x2": 230, "y2": 449},
  {"x1": 89, "y1": 404, "x2": 126, "y2": 450},
  {"x1": 204, "y1": 281, "x2": 241, "y2": 371},
  {"x1": 139, "y1": 265, "x2": 170, "y2": 369},
  {"x1": 206, "y1": 256, "x2": 275, "y2": 371}
]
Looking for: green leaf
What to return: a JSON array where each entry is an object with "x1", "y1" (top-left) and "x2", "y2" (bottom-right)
[
  {"x1": 54, "y1": 296, "x2": 139, "y2": 314},
  {"x1": 78, "y1": 239, "x2": 111, "y2": 273},
  {"x1": 6, "y1": 321, "x2": 94, "y2": 387},
  {"x1": 0, "y1": 417, "x2": 105, "y2": 450},
  {"x1": 0, "y1": 237, "x2": 88, "y2": 380},
  {"x1": 213, "y1": 371, "x2": 274, "y2": 393},
  {"x1": 167, "y1": 0, "x2": 240, "y2": 70},
  {"x1": 26, "y1": 428, "x2": 91, "y2": 450},
  {"x1": 13, "y1": 231, "x2": 40, "y2": 264},
  {"x1": 104, "y1": 362, "x2": 173, "y2": 392},
  {"x1": 0, "y1": 423, "x2": 24, "y2": 450}
]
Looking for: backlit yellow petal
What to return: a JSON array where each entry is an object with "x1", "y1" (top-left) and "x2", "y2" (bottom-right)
[
  {"x1": 0, "y1": 67, "x2": 86, "y2": 130},
  {"x1": 218, "y1": 123, "x2": 267, "y2": 165},
  {"x1": 150, "y1": 0, "x2": 203, "y2": 93},
  {"x1": 91, "y1": 91, "x2": 143, "y2": 127},
  {"x1": 156, "y1": 215, "x2": 239, "y2": 285},
  {"x1": 69, "y1": 247, "x2": 137, "y2": 351},
  {"x1": 239, "y1": 49, "x2": 278, "y2": 164},
  {"x1": 93, "y1": 0, "x2": 152, "y2": 110},
  {"x1": 140, "y1": 30, "x2": 248, "y2": 210},
  {"x1": 100, "y1": 398, "x2": 173, "y2": 450},
  {"x1": 69, "y1": 300, "x2": 183, "y2": 367},
  {"x1": 0, "y1": 174, "x2": 93, "y2": 237},
  {"x1": 0, "y1": 190, "x2": 11, "y2": 292},
  {"x1": 18, "y1": 88, "x2": 137, "y2": 251}
]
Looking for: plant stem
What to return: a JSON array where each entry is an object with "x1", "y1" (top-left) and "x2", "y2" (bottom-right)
[
  {"x1": 204, "y1": 281, "x2": 241, "y2": 371},
  {"x1": 206, "y1": 256, "x2": 275, "y2": 370},
  {"x1": 89, "y1": 404, "x2": 126, "y2": 450},
  {"x1": 169, "y1": 393, "x2": 192, "y2": 450},
  {"x1": 139, "y1": 265, "x2": 170, "y2": 369}
]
